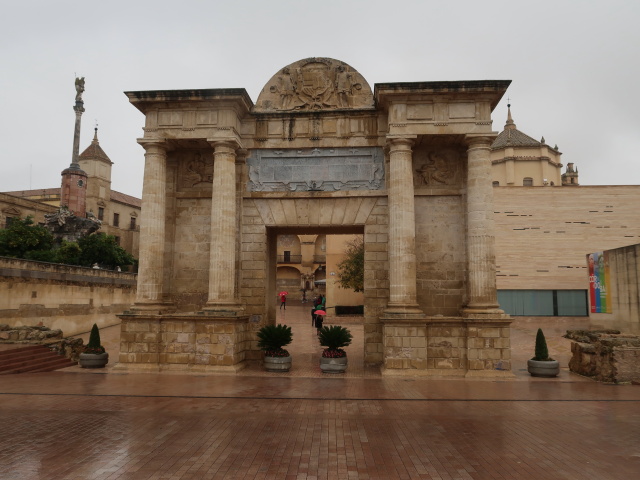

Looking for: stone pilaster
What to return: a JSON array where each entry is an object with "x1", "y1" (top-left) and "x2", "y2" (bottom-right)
[
  {"x1": 464, "y1": 135, "x2": 502, "y2": 315},
  {"x1": 384, "y1": 137, "x2": 423, "y2": 317},
  {"x1": 133, "y1": 139, "x2": 171, "y2": 313},
  {"x1": 204, "y1": 140, "x2": 243, "y2": 314}
]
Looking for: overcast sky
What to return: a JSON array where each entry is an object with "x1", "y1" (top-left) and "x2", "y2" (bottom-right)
[{"x1": 1, "y1": 0, "x2": 639, "y2": 198}]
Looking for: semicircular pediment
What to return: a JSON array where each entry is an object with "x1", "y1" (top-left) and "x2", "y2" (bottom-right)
[{"x1": 255, "y1": 57, "x2": 374, "y2": 113}]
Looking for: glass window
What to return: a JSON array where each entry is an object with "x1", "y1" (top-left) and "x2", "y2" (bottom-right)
[
  {"x1": 523, "y1": 177, "x2": 533, "y2": 186},
  {"x1": 98, "y1": 207, "x2": 104, "y2": 221},
  {"x1": 113, "y1": 213, "x2": 119, "y2": 227},
  {"x1": 130, "y1": 217, "x2": 136, "y2": 230}
]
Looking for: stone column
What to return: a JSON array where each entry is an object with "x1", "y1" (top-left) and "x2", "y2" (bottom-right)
[
  {"x1": 464, "y1": 135, "x2": 502, "y2": 314},
  {"x1": 204, "y1": 140, "x2": 242, "y2": 313},
  {"x1": 384, "y1": 137, "x2": 423, "y2": 316},
  {"x1": 134, "y1": 140, "x2": 170, "y2": 311}
]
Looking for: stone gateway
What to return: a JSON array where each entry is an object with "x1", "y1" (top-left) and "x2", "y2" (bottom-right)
[{"x1": 117, "y1": 57, "x2": 513, "y2": 377}]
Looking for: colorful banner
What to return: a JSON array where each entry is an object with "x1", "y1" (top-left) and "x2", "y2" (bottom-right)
[{"x1": 587, "y1": 251, "x2": 611, "y2": 313}]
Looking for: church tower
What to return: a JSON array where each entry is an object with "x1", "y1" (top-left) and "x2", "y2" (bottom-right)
[{"x1": 60, "y1": 77, "x2": 88, "y2": 216}]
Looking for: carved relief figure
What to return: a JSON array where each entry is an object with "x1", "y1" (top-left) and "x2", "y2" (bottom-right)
[
  {"x1": 183, "y1": 153, "x2": 213, "y2": 187},
  {"x1": 415, "y1": 151, "x2": 456, "y2": 186},
  {"x1": 276, "y1": 67, "x2": 295, "y2": 109},
  {"x1": 335, "y1": 65, "x2": 353, "y2": 108}
]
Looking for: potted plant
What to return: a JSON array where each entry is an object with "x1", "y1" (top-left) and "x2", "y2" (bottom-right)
[
  {"x1": 79, "y1": 323, "x2": 109, "y2": 368},
  {"x1": 318, "y1": 325, "x2": 353, "y2": 374},
  {"x1": 527, "y1": 328, "x2": 560, "y2": 377},
  {"x1": 257, "y1": 323, "x2": 293, "y2": 372}
]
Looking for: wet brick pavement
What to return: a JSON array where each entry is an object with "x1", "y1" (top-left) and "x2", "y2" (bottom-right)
[{"x1": 1, "y1": 303, "x2": 639, "y2": 479}]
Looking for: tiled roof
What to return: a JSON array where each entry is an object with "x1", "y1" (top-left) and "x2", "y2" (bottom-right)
[
  {"x1": 2, "y1": 187, "x2": 61, "y2": 197},
  {"x1": 79, "y1": 129, "x2": 112, "y2": 164},
  {"x1": 110, "y1": 190, "x2": 141, "y2": 208},
  {"x1": 492, "y1": 128, "x2": 542, "y2": 149}
]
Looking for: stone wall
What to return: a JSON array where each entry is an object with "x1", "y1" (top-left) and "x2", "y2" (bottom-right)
[
  {"x1": 0, "y1": 257, "x2": 136, "y2": 335},
  {"x1": 382, "y1": 318, "x2": 511, "y2": 377},
  {"x1": 568, "y1": 331, "x2": 640, "y2": 383}
]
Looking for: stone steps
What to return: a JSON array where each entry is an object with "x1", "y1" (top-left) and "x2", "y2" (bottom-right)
[{"x1": 0, "y1": 345, "x2": 77, "y2": 374}]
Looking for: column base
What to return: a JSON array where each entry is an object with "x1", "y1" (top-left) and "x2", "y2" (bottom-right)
[
  {"x1": 126, "y1": 302, "x2": 175, "y2": 315},
  {"x1": 201, "y1": 302, "x2": 244, "y2": 317},
  {"x1": 383, "y1": 303, "x2": 424, "y2": 319},
  {"x1": 461, "y1": 305, "x2": 507, "y2": 319}
]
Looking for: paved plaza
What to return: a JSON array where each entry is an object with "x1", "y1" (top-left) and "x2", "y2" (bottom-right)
[{"x1": 1, "y1": 304, "x2": 639, "y2": 479}]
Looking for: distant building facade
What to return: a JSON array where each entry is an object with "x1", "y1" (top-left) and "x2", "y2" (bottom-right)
[{"x1": 1, "y1": 129, "x2": 140, "y2": 258}]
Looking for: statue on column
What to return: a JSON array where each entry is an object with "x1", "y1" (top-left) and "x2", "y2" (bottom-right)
[{"x1": 75, "y1": 77, "x2": 85, "y2": 102}]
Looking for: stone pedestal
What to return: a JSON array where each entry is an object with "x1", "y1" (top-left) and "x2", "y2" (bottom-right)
[
  {"x1": 381, "y1": 315, "x2": 513, "y2": 377},
  {"x1": 115, "y1": 313, "x2": 250, "y2": 373}
]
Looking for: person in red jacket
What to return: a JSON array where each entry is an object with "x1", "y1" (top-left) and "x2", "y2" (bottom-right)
[{"x1": 280, "y1": 293, "x2": 287, "y2": 310}]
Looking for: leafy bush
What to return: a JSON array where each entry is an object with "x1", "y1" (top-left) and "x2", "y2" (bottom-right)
[
  {"x1": 84, "y1": 323, "x2": 105, "y2": 355},
  {"x1": 257, "y1": 323, "x2": 292, "y2": 357},
  {"x1": 533, "y1": 328, "x2": 553, "y2": 361},
  {"x1": 78, "y1": 233, "x2": 135, "y2": 268},
  {"x1": 0, "y1": 216, "x2": 54, "y2": 259},
  {"x1": 319, "y1": 325, "x2": 352, "y2": 358}
]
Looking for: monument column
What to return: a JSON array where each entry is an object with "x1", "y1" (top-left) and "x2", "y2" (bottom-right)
[
  {"x1": 464, "y1": 135, "x2": 502, "y2": 314},
  {"x1": 384, "y1": 137, "x2": 423, "y2": 316},
  {"x1": 204, "y1": 140, "x2": 242, "y2": 314},
  {"x1": 134, "y1": 139, "x2": 170, "y2": 311}
]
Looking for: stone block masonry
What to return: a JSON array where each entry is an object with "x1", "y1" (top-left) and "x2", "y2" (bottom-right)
[{"x1": 117, "y1": 314, "x2": 250, "y2": 372}]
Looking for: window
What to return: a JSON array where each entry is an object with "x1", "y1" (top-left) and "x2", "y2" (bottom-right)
[
  {"x1": 492, "y1": 181, "x2": 500, "y2": 187},
  {"x1": 523, "y1": 177, "x2": 533, "y2": 186},
  {"x1": 98, "y1": 207, "x2": 104, "y2": 221},
  {"x1": 114, "y1": 236, "x2": 120, "y2": 245},
  {"x1": 5, "y1": 216, "x2": 16, "y2": 228},
  {"x1": 283, "y1": 251, "x2": 291, "y2": 262},
  {"x1": 113, "y1": 213, "x2": 120, "y2": 227},
  {"x1": 130, "y1": 217, "x2": 136, "y2": 230}
]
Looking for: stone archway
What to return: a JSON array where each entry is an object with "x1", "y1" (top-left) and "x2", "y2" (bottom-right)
[
  {"x1": 249, "y1": 195, "x2": 387, "y2": 366},
  {"x1": 119, "y1": 57, "x2": 513, "y2": 377}
]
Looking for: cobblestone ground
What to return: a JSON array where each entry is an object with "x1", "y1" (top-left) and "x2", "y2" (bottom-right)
[{"x1": 1, "y1": 304, "x2": 639, "y2": 479}]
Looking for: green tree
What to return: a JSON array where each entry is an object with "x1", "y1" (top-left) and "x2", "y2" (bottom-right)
[
  {"x1": 78, "y1": 233, "x2": 135, "y2": 269},
  {"x1": 0, "y1": 216, "x2": 54, "y2": 259},
  {"x1": 337, "y1": 236, "x2": 364, "y2": 293},
  {"x1": 54, "y1": 241, "x2": 82, "y2": 265}
]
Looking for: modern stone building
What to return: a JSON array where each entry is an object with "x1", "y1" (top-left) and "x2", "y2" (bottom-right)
[{"x1": 118, "y1": 57, "x2": 513, "y2": 376}]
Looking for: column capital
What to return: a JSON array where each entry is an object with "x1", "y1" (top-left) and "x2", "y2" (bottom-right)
[
  {"x1": 464, "y1": 134, "x2": 496, "y2": 149},
  {"x1": 207, "y1": 135, "x2": 243, "y2": 152},
  {"x1": 386, "y1": 136, "x2": 417, "y2": 150},
  {"x1": 137, "y1": 138, "x2": 167, "y2": 152}
]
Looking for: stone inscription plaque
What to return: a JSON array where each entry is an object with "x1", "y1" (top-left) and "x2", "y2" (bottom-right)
[{"x1": 247, "y1": 147, "x2": 384, "y2": 192}]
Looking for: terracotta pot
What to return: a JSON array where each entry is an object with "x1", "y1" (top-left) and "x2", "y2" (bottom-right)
[
  {"x1": 320, "y1": 356, "x2": 348, "y2": 374},
  {"x1": 264, "y1": 355, "x2": 292, "y2": 372},
  {"x1": 527, "y1": 359, "x2": 560, "y2": 377},
  {"x1": 79, "y1": 352, "x2": 109, "y2": 369}
]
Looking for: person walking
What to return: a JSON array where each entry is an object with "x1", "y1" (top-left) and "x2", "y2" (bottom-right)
[{"x1": 280, "y1": 293, "x2": 287, "y2": 310}]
